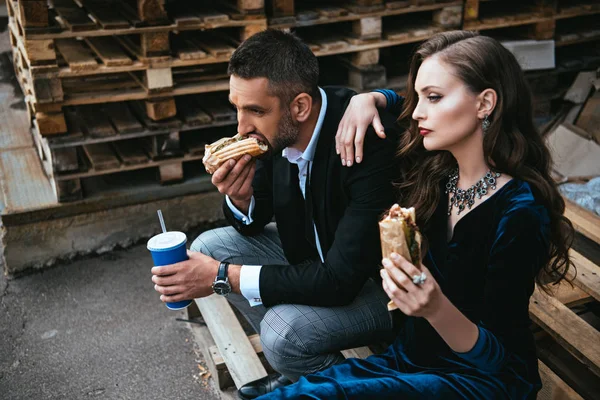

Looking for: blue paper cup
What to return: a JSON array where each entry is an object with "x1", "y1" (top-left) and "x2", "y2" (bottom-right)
[{"x1": 147, "y1": 231, "x2": 193, "y2": 310}]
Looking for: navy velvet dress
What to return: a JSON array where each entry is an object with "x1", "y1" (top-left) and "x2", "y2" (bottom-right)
[{"x1": 258, "y1": 178, "x2": 549, "y2": 399}]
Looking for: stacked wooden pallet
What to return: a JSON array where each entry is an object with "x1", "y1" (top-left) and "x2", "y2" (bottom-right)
[
  {"x1": 8, "y1": 0, "x2": 600, "y2": 203},
  {"x1": 7, "y1": 0, "x2": 266, "y2": 201},
  {"x1": 463, "y1": 0, "x2": 600, "y2": 41},
  {"x1": 7, "y1": 0, "x2": 467, "y2": 203}
]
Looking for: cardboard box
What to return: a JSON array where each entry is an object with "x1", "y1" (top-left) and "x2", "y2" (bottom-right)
[
  {"x1": 546, "y1": 123, "x2": 600, "y2": 181},
  {"x1": 501, "y1": 40, "x2": 555, "y2": 71}
]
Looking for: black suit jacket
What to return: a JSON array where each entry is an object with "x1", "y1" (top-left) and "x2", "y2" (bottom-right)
[{"x1": 223, "y1": 86, "x2": 403, "y2": 307}]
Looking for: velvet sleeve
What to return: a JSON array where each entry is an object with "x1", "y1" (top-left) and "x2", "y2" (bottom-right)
[
  {"x1": 454, "y1": 204, "x2": 550, "y2": 372},
  {"x1": 371, "y1": 89, "x2": 404, "y2": 116}
]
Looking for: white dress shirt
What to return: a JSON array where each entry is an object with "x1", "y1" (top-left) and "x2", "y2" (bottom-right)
[{"x1": 226, "y1": 87, "x2": 328, "y2": 306}]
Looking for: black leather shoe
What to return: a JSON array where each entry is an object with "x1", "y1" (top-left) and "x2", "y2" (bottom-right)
[{"x1": 238, "y1": 373, "x2": 293, "y2": 399}]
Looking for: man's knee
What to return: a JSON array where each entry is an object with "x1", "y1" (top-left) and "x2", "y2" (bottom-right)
[
  {"x1": 190, "y1": 227, "x2": 237, "y2": 256},
  {"x1": 260, "y1": 306, "x2": 343, "y2": 380}
]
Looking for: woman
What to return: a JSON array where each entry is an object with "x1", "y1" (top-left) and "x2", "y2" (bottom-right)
[{"x1": 257, "y1": 31, "x2": 574, "y2": 399}]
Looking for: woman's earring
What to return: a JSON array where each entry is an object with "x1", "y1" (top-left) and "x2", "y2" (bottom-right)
[{"x1": 482, "y1": 114, "x2": 491, "y2": 134}]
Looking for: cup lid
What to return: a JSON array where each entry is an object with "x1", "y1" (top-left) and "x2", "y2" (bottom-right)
[{"x1": 147, "y1": 231, "x2": 187, "y2": 251}]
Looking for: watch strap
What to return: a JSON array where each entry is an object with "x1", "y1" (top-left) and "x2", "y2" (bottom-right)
[{"x1": 217, "y1": 261, "x2": 229, "y2": 280}]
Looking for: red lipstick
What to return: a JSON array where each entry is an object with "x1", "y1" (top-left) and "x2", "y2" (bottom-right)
[{"x1": 419, "y1": 128, "x2": 432, "y2": 136}]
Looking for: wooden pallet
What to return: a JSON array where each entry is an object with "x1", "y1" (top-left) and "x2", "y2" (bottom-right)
[
  {"x1": 26, "y1": 93, "x2": 237, "y2": 202},
  {"x1": 269, "y1": 0, "x2": 463, "y2": 30},
  {"x1": 463, "y1": 0, "x2": 600, "y2": 40},
  {"x1": 4, "y1": 0, "x2": 266, "y2": 38}
]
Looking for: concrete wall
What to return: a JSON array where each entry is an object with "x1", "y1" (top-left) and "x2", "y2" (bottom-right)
[{"x1": 2, "y1": 191, "x2": 225, "y2": 277}]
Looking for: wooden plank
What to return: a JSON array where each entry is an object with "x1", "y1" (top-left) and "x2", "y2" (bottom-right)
[
  {"x1": 158, "y1": 162, "x2": 184, "y2": 183},
  {"x1": 564, "y1": 71, "x2": 595, "y2": 104},
  {"x1": 564, "y1": 199, "x2": 600, "y2": 245},
  {"x1": 145, "y1": 97, "x2": 176, "y2": 121},
  {"x1": 130, "y1": 101, "x2": 181, "y2": 130},
  {"x1": 553, "y1": 279, "x2": 592, "y2": 308},
  {"x1": 529, "y1": 287, "x2": 600, "y2": 377},
  {"x1": 52, "y1": 0, "x2": 98, "y2": 32},
  {"x1": 348, "y1": 64, "x2": 387, "y2": 90},
  {"x1": 145, "y1": 132, "x2": 182, "y2": 160},
  {"x1": 51, "y1": 147, "x2": 79, "y2": 172},
  {"x1": 22, "y1": 37, "x2": 56, "y2": 64},
  {"x1": 195, "y1": 35, "x2": 236, "y2": 58},
  {"x1": 199, "y1": 101, "x2": 236, "y2": 123},
  {"x1": 341, "y1": 346, "x2": 373, "y2": 359},
  {"x1": 350, "y1": 49, "x2": 380, "y2": 66},
  {"x1": 195, "y1": 296, "x2": 268, "y2": 388},
  {"x1": 174, "y1": 34, "x2": 208, "y2": 61},
  {"x1": 103, "y1": 102, "x2": 143, "y2": 134},
  {"x1": 82, "y1": 0, "x2": 131, "y2": 29},
  {"x1": 269, "y1": 0, "x2": 295, "y2": 17},
  {"x1": 18, "y1": 0, "x2": 49, "y2": 28},
  {"x1": 112, "y1": 140, "x2": 149, "y2": 165},
  {"x1": 144, "y1": 68, "x2": 173, "y2": 91},
  {"x1": 32, "y1": 77, "x2": 64, "y2": 103},
  {"x1": 351, "y1": 16, "x2": 382, "y2": 40},
  {"x1": 85, "y1": 37, "x2": 133, "y2": 66},
  {"x1": 576, "y1": 90, "x2": 600, "y2": 144},
  {"x1": 55, "y1": 38, "x2": 99, "y2": 71},
  {"x1": 63, "y1": 108, "x2": 86, "y2": 139},
  {"x1": 176, "y1": 98, "x2": 212, "y2": 126},
  {"x1": 77, "y1": 105, "x2": 117, "y2": 138},
  {"x1": 569, "y1": 250, "x2": 600, "y2": 303},
  {"x1": 538, "y1": 361, "x2": 584, "y2": 400},
  {"x1": 141, "y1": 31, "x2": 170, "y2": 58},
  {"x1": 35, "y1": 111, "x2": 68, "y2": 136},
  {"x1": 136, "y1": 0, "x2": 169, "y2": 25},
  {"x1": 0, "y1": 100, "x2": 34, "y2": 150},
  {"x1": 311, "y1": 36, "x2": 348, "y2": 52},
  {"x1": 82, "y1": 143, "x2": 121, "y2": 170},
  {"x1": 0, "y1": 148, "x2": 57, "y2": 213}
]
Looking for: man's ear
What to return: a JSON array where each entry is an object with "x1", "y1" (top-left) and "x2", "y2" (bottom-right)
[
  {"x1": 290, "y1": 93, "x2": 313, "y2": 123},
  {"x1": 477, "y1": 88, "x2": 497, "y2": 119}
]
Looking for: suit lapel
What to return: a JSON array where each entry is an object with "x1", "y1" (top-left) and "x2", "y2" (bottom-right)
[{"x1": 309, "y1": 89, "x2": 342, "y2": 250}]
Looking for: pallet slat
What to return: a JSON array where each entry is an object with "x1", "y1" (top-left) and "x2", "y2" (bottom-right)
[
  {"x1": 195, "y1": 296, "x2": 268, "y2": 389},
  {"x1": 85, "y1": 37, "x2": 133, "y2": 66},
  {"x1": 55, "y1": 38, "x2": 99, "y2": 71},
  {"x1": 529, "y1": 288, "x2": 600, "y2": 378},
  {"x1": 564, "y1": 199, "x2": 600, "y2": 245}
]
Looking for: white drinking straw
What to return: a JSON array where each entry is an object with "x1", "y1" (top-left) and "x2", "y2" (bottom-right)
[{"x1": 157, "y1": 210, "x2": 167, "y2": 233}]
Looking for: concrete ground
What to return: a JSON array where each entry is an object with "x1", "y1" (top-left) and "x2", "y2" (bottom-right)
[{"x1": 0, "y1": 243, "x2": 222, "y2": 400}]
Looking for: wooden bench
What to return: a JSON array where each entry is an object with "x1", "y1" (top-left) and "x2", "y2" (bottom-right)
[{"x1": 188, "y1": 197, "x2": 600, "y2": 398}]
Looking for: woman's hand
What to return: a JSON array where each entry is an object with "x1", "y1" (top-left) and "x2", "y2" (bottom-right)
[
  {"x1": 335, "y1": 93, "x2": 386, "y2": 167},
  {"x1": 380, "y1": 253, "x2": 445, "y2": 320}
]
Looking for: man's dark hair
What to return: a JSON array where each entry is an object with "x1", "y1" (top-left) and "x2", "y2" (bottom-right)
[{"x1": 228, "y1": 29, "x2": 320, "y2": 106}]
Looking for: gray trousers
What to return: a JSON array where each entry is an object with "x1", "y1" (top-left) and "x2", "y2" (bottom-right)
[{"x1": 191, "y1": 223, "x2": 396, "y2": 381}]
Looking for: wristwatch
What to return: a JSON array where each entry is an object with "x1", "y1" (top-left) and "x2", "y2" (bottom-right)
[{"x1": 212, "y1": 261, "x2": 232, "y2": 296}]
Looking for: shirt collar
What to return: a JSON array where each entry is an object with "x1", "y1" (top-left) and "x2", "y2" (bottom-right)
[{"x1": 282, "y1": 87, "x2": 328, "y2": 164}]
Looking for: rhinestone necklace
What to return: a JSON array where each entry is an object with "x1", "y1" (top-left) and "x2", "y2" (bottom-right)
[{"x1": 445, "y1": 168, "x2": 501, "y2": 216}]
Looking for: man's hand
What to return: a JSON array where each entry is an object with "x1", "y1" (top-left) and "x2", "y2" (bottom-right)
[
  {"x1": 212, "y1": 154, "x2": 256, "y2": 214},
  {"x1": 151, "y1": 251, "x2": 220, "y2": 303}
]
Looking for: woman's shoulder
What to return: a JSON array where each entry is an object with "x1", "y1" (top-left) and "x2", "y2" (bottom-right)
[{"x1": 494, "y1": 179, "x2": 550, "y2": 232}]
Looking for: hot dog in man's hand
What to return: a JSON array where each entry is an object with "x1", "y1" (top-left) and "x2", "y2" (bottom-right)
[{"x1": 202, "y1": 133, "x2": 269, "y2": 174}]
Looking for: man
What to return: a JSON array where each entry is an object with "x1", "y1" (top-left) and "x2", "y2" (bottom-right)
[{"x1": 151, "y1": 30, "x2": 403, "y2": 399}]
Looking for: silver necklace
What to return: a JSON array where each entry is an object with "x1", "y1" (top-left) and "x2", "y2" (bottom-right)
[{"x1": 445, "y1": 168, "x2": 501, "y2": 216}]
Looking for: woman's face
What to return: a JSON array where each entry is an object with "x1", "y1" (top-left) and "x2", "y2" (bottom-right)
[{"x1": 412, "y1": 55, "x2": 482, "y2": 152}]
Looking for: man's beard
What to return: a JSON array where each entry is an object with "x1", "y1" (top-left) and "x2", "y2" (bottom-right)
[{"x1": 271, "y1": 108, "x2": 299, "y2": 153}]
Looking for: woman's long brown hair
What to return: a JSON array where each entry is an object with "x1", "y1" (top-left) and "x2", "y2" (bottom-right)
[{"x1": 397, "y1": 30, "x2": 574, "y2": 289}]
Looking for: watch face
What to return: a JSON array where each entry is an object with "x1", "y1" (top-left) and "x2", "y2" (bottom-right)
[{"x1": 213, "y1": 280, "x2": 231, "y2": 296}]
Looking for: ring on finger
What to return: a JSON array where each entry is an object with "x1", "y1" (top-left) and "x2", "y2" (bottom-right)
[{"x1": 412, "y1": 272, "x2": 427, "y2": 285}]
